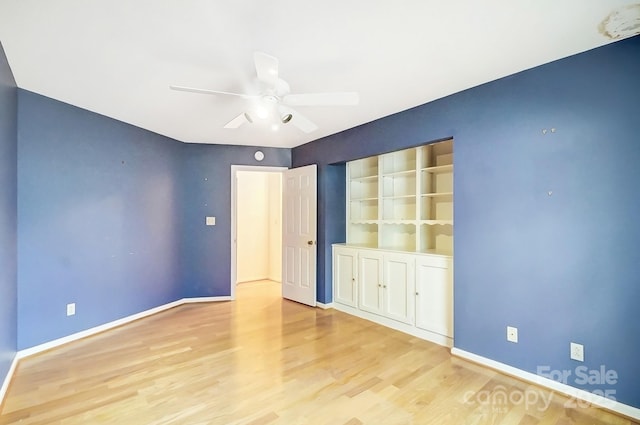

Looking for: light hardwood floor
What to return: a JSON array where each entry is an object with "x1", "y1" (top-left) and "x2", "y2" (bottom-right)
[{"x1": 0, "y1": 280, "x2": 636, "y2": 424}]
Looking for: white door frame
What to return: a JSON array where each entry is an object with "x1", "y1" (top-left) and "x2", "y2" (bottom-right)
[{"x1": 230, "y1": 165, "x2": 287, "y2": 300}]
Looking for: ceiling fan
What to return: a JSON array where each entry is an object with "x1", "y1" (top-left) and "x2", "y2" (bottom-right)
[{"x1": 170, "y1": 52, "x2": 359, "y2": 133}]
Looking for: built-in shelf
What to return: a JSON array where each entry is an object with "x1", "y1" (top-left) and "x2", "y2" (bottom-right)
[
  {"x1": 350, "y1": 219, "x2": 379, "y2": 225},
  {"x1": 352, "y1": 175, "x2": 379, "y2": 181},
  {"x1": 421, "y1": 192, "x2": 453, "y2": 198},
  {"x1": 346, "y1": 139, "x2": 453, "y2": 254},
  {"x1": 351, "y1": 196, "x2": 378, "y2": 202},
  {"x1": 418, "y1": 247, "x2": 453, "y2": 256},
  {"x1": 382, "y1": 195, "x2": 416, "y2": 200},
  {"x1": 380, "y1": 220, "x2": 418, "y2": 225},
  {"x1": 383, "y1": 169, "x2": 416, "y2": 178},
  {"x1": 420, "y1": 220, "x2": 454, "y2": 225},
  {"x1": 422, "y1": 164, "x2": 453, "y2": 173}
]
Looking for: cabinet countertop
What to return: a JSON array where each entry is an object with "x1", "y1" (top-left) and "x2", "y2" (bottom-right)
[{"x1": 332, "y1": 243, "x2": 452, "y2": 259}]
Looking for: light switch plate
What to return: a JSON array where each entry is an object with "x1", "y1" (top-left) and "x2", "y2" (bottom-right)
[{"x1": 206, "y1": 216, "x2": 216, "y2": 226}]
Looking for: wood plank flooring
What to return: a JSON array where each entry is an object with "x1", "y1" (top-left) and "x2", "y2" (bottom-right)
[{"x1": 0, "y1": 280, "x2": 636, "y2": 424}]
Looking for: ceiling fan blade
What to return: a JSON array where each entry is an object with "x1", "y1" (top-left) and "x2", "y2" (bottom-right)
[
  {"x1": 170, "y1": 85, "x2": 256, "y2": 99},
  {"x1": 283, "y1": 92, "x2": 359, "y2": 106},
  {"x1": 224, "y1": 112, "x2": 253, "y2": 129},
  {"x1": 254, "y1": 52, "x2": 279, "y2": 87},
  {"x1": 279, "y1": 106, "x2": 317, "y2": 133}
]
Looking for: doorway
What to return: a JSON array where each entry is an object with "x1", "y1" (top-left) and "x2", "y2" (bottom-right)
[{"x1": 230, "y1": 165, "x2": 285, "y2": 300}]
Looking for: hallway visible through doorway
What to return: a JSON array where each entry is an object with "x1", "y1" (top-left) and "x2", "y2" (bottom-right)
[{"x1": 234, "y1": 169, "x2": 282, "y2": 285}]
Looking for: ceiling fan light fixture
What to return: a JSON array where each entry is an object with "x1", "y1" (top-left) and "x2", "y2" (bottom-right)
[
  {"x1": 263, "y1": 95, "x2": 278, "y2": 103},
  {"x1": 281, "y1": 113, "x2": 293, "y2": 124},
  {"x1": 171, "y1": 52, "x2": 357, "y2": 133},
  {"x1": 255, "y1": 106, "x2": 269, "y2": 119}
]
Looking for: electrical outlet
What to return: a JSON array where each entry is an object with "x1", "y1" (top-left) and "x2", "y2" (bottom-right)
[
  {"x1": 66, "y1": 303, "x2": 76, "y2": 316},
  {"x1": 570, "y1": 342, "x2": 584, "y2": 362},
  {"x1": 507, "y1": 326, "x2": 518, "y2": 343}
]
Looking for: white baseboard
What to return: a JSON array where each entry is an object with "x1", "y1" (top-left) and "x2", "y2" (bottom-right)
[
  {"x1": 451, "y1": 348, "x2": 640, "y2": 421},
  {"x1": 182, "y1": 296, "x2": 232, "y2": 303},
  {"x1": 2, "y1": 295, "x2": 235, "y2": 407},
  {"x1": 316, "y1": 301, "x2": 334, "y2": 310},
  {"x1": 0, "y1": 355, "x2": 19, "y2": 407},
  {"x1": 17, "y1": 299, "x2": 183, "y2": 359},
  {"x1": 333, "y1": 302, "x2": 452, "y2": 348},
  {"x1": 16, "y1": 296, "x2": 230, "y2": 359}
]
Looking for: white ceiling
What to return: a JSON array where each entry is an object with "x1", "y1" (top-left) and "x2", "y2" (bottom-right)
[{"x1": 0, "y1": 1, "x2": 636, "y2": 148}]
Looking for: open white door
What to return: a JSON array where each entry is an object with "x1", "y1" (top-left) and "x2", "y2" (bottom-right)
[{"x1": 282, "y1": 164, "x2": 317, "y2": 306}]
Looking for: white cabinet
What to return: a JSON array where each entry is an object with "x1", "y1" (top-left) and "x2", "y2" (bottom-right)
[
  {"x1": 332, "y1": 247, "x2": 358, "y2": 307},
  {"x1": 381, "y1": 252, "x2": 415, "y2": 324},
  {"x1": 332, "y1": 245, "x2": 452, "y2": 347},
  {"x1": 358, "y1": 250, "x2": 415, "y2": 324},
  {"x1": 358, "y1": 250, "x2": 384, "y2": 315},
  {"x1": 415, "y1": 255, "x2": 453, "y2": 337}
]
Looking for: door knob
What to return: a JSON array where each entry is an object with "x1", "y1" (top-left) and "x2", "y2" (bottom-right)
[{"x1": 307, "y1": 240, "x2": 314, "y2": 245}]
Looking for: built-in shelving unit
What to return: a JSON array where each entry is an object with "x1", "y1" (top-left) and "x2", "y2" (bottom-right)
[
  {"x1": 347, "y1": 155, "x2": 379, "y2": 246},
  {"x1": 419, "y1": 140, "x2": 453, "y2": 255},
  {"x1": 337, "y1": 139, "x2": 454, "y2": 347},
  {"x1": 346, "y1": 139, "x2": 453, "y2": 255}
]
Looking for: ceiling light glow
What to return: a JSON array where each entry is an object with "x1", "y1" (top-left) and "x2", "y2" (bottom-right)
[{"x1": 256, "y1": 107, "x2": 269, "y2": 119}]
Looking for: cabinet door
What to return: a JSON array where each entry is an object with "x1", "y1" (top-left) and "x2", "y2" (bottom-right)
[
  {"x1": 333, "y1": 247, "x2": 358, "y2": 307},
  {"x1": 382, "y1": 253, "x2": 415, "y2": 324},
  {"x1": 415, "y1": 256, "x2": 453, "y2": 337},
  {"x1": 358, "y1": 250, "x2": 384, "y2": 315}
]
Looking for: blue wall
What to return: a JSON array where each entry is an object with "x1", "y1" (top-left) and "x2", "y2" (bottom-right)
[
  {"x1": 0, "y1": 42, "x2": 18, "y2": 389},
  {"x1": 292, "y1": 36, "x2": 640, "y2": 408},
  {"x1": 181, "y1": 143, "x2": 290, "y2": 297},
  {"x1": 15, "y1": 89, "x2": 291, "y2": 349},
  {"x1": 17, "y1": 91, "x2": 185, "y2": 349}
]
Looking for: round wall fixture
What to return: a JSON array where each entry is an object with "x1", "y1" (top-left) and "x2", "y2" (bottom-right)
[{"x1": 254, "y1": 150, "x2": 265, "y2": 161}]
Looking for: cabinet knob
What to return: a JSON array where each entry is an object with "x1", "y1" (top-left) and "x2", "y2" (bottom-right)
[
  {"x1": 383, "y1": 285, "x2": 387, "y2": 288},
  {"x1": 415, "y1": 292, "x2": 419, "y2": 296}
]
